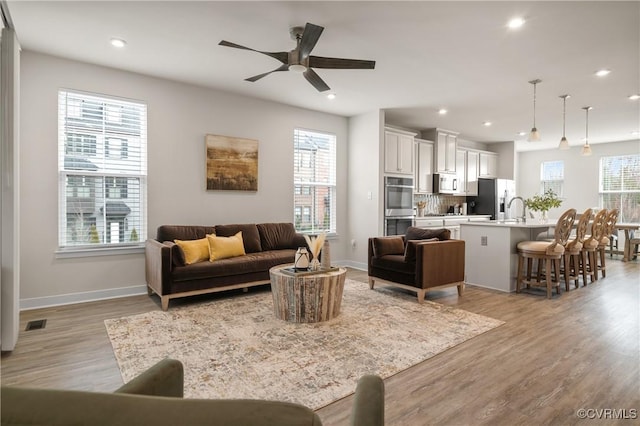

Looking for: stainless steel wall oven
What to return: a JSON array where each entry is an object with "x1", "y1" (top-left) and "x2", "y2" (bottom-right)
[{"x1": 384, "y1": 176, "x2": 414, "y2": 235}]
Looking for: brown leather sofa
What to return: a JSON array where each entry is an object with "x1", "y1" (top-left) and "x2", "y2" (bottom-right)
[
  {"x1": 2, "y1": 358, "x2": 386, "y2": 426},
  {"x1": 368, "y1": 227, "x2": 465, "y2": 303},
  {"x1": 145, "y1": 223, "x2": 306, "y2": 310}
]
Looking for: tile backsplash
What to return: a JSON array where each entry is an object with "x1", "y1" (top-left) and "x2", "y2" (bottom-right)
[{"x1": 414, "y1": 194, "x2": 467, "y2": 215}]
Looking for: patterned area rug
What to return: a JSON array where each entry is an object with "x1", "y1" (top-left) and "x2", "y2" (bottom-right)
[{"x1": 105, "y1": 279, "x2": 503, "y2": 410}]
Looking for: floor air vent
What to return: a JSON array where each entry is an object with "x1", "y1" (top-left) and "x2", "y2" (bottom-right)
[{"x1": 25, "y1": 319, "x2": 47, "y2": 331}]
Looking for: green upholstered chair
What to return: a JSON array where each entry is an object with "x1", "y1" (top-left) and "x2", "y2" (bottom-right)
[{"x1": 1, "y1": 359, "x2": 384, "y2": 426}]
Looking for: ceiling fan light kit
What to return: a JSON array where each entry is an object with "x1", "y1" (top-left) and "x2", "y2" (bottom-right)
[
  {"x1": 527, "y1": 79, "x2": 542, "y2": 142},
  {"x1": 219, "y1": 22, "x2": 375, "y2": 92}
]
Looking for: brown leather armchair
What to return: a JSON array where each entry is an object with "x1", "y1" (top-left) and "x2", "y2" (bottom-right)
[{"x1": 368, "y1": 228, "x2": 465, "y2": 303}]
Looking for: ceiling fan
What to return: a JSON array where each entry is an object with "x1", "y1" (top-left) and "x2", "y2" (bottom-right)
[{"x1": 219, "y1": 23, "x2": 376, "y2": 92}]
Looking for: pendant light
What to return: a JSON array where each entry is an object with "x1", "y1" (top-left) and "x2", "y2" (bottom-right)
[
  {"x1": 528, "y1": 79, "x2": 542, "y2": 141},
  {"x1": 558, "y1": 95, "x2": 570, "y2": 150},
  {"x1": 581, "y1": 106, "x2": 593, "y2": 156}
]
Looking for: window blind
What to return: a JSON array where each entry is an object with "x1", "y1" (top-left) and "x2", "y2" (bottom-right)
[
  {"x1": 293, "y1": 129, "x2": 337, "y2": 234},
  {"x1": 58, "y1": 90, "x2": 147, "y2": 248},
  {"x1": 540, "y1": 160, "x2": 564, "y2": 196},
  {"x1": 599, "y1": 155, "x2": 640, "y2": 222}
]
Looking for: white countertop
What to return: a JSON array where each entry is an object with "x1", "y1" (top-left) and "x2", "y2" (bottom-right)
[
  {"x1": 459, "y1": 220, "x2": 551, "y2": 228},
  {"x1": 415, "y1": 215, "x2": 491, "y2": 220}
]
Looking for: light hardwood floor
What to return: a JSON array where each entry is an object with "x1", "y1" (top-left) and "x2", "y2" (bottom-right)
[{"x1": 2, "y1": 259, "x2": 638, "y2": 425}]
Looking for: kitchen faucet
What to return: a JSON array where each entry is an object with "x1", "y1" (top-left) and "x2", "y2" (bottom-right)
[{"x1": 508, "y1": 196, "x2": 527, "y2": 223}]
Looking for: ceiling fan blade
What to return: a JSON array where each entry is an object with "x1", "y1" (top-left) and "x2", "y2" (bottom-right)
[
  {"x1": 298, "y1": 23, "x2": 324, "y2": 59},
  {"x1": 219, "y1": 40, "x2": 289, "y2": 64},
  {"x1": 303, "y1": 68, "x2": 330, "y2": 92},
  {"x1": 309, "y1": 56, "x2": 376, "y2": 69},
  {"x1": 245, "y1": 64, "x2": 290, "y2": 82}
]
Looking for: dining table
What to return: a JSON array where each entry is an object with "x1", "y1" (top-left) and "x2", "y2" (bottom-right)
[{"x1": 615, "y1": 223, "x2": 640, "y2": 262}]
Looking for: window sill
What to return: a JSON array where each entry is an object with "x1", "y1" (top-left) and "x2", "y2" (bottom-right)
[{"x1": 55, "y1": 244, "x2": 145, "y2": 259}]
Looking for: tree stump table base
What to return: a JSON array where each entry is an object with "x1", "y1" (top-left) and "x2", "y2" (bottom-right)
[{"x1": 269, "y1": 265, "x2": 347, "y2": 323}]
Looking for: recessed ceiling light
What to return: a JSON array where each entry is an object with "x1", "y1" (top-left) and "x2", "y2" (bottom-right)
[
  {"x1": 518, "y1": 131, "x2": 527, "y2": 136},
  {"x1": 483, "y1": 121, "x2": 492, "y2": 127},
  {"x1": 595, "y1": 69, "x2": 610, "y2": 77},
  {"x1": 326, "y1": 93, "x2": 336, "y2": 100},
  {"x1": 110, "y1": 38, "x2": 127, "y2": 48},
  {"x1": 438, "y1": 108, "x2": 447, "y2": 115},
  {"x1": 508, "y1": 17, "x2": 525, "y2": 29},
  {"x1": 632, "y1": 131, "x2": 640, "y2": 136},
  {"x1": 629, "y1": 94, "x2": 640, "y2": 100}
]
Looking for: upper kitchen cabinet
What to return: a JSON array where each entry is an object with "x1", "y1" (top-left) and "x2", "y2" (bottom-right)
[
  {"x1": 384, "y1": 127, "x2": 416, "y2": 175},
  {"x1": 414, "y1": 138, "x2": 434, "y2": 193},
  {"x1": 422, "y1": 128, "x2": 458, "y2": 174},
  {"x1": 455, "y1": 148, "x2": 479, "y2": 196},
  {"x1": 478, "y1": 151, "x2": 498, "y2": 178}
]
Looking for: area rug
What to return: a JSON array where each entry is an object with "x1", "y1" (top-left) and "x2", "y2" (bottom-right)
[{"x1": 105, "y1": 279, "x2": 503, "y2": 410}]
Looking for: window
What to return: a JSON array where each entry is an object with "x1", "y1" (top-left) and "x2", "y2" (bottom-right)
[
  {"x1": 58, "y1": 90, "x2": 147, "y2": 249},
  {"x1": 293, "y1": 129, "x2": 336, "y2": 234},
  {"x1": 600, "y1": 155, "x2": 640, "y2": 223},
  {"x1": 540, "y1": 160, "x2": 564, "y2": 196}
]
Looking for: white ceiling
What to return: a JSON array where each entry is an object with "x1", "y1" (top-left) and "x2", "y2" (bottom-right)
[{"x1": 6, "y1": 1, "x2": 640, "y2": 151}]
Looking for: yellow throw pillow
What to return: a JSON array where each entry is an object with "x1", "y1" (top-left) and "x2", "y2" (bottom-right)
[
  {"x1": 174, "y1": 237, "x2": 210, "y2": 265},
  {"x1": 207, "y1": 232, "x2": 246, "y2": 262}
]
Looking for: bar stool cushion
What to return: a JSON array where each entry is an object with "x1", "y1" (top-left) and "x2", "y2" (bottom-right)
[{"x1": 517, "y1": 240, "x2": 565, "y2": 255}]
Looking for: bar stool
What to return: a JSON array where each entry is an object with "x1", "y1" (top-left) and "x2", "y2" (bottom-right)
[
  {"x1": 596, "y1": 209, "x2": 619, "y2": 278},
  {"x1": 516, "y1": 208, "x2": 577, "y2": 298},
  {"x1": 581, "y1": 209, "x2": 608, "y2": 282},
  {"x1": 562, "y1": 208, "x2": 592, "y2": 289}
]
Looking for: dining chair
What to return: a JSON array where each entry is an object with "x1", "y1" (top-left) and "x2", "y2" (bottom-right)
[
  {"x1": 596, "y1": 209, "x2": 619, "y2": 278},
  {"x1": 562, "y1": 208, "x2": 592, "y2": 289},
  {"x1": 581, "y1": 209, "x2": 608, "y2": 282},
  {"x1": 516, "y1": 208, "x2": 576, "y2": 298}
]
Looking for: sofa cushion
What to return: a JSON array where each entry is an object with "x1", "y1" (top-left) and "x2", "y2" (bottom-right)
[
  {"x1": 257, "y1": 223, "x2": 300, "y2": 250},
  {"x1": 372, "y1": 236, "x2": 405, "y2": 257},
  {"x1": 207, "y1": 232, "x2": 246, "y2": 262},
  {"x1": 172, "y1": 249, "x2": 296, "y2": 282},
  {"x1": 404, "y1": 238, "x2": 439, "y2": 263},
  {"x1": 157, "y1": 225, "x2": 216, "y2": 243},
  {"x1": 371, "y1": 254, "x2": 415, "y2": 274},
  {"x1": 174, "y1": 237, "x2": 211, "y2": 265},
  {"x1": 215, "y1": 224, "x2": 262, "y2": 253},
  {"x1": 405, "y1": 227, "x2": 451, "y2": 242}
]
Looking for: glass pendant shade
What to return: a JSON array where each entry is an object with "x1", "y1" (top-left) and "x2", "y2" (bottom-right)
[
  {"x1": 527, "y1": 79, "x2": 542, "y2": 142},
  {"x1": 581, "y1": 143, "x2": 592, "y2": 156},
  {"x1": 528, "y1": 128, "x2": 541, "y2": 142},
  {"x1": 559, "y1": 136, "x2": 570, "y2": 150}
]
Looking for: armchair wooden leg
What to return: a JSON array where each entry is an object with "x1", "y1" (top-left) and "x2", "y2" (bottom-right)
[
  {"x1": 456, "y1": 283, "x2": 465, "y2": 296},
  {"x1": 147, "y1": 285, "x2": 154, "y2": 296},
  {"x1": 161, "y1": 296, "x2": 170, "y2": 311},
  {"x1": 368, "y1": 277, "x2": 375, "y2": 290},
  {"x1": 416, "y1": 289, "x2": 426, "y2": 304}
]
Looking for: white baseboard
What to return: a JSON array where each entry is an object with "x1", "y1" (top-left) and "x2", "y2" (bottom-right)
[
  {"x1": 19, "y1": 259, "x2": 368, "y2": 311},
  {"x1": 20, "y1": 284, "x2": 148, "y2": 311},
  {"x1": 337, "y1": 260, "x2": 367, "y2": 271}
]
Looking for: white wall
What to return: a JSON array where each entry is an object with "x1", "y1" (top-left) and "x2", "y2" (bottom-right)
[
  {"x1": 346, "y1": 110, "x2": 384, "y2": 268},
  {"x1": 517, "y1": 139, "x2": 640, "y2": 218},
  {"x1": 20, "y1": 51, "x2": 348, "y2": 307},
  {"x1": 487, "y1": 141, "x2": 515, "y2": 180}
]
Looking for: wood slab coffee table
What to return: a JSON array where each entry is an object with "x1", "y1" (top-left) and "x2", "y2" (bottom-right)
[{"x1": 269, "y1": 264, "x2": 347, "y2": 323}]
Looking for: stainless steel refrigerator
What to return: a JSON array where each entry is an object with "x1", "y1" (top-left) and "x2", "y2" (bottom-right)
[{"x1": 469, "y1": 178, "x2": 516, "y2": 220}]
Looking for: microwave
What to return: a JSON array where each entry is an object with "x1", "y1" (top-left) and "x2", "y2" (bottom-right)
[{"x1": 433, "y1": 174, "x2": 458, "y2": 194}]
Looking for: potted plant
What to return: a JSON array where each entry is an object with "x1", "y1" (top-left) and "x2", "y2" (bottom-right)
[{"x1": 524, "y1": 189, "x2": 562, "y2": 223}]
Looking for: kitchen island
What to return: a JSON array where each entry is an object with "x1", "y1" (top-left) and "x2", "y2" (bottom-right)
[{"x1": 460, "y1": 221, "x2": 551, "y2": 292}]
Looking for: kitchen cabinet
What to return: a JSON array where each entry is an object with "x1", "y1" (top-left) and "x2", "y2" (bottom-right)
[
  {"x1": 422, "y1": 128, "x2": 458, "y2": 174},
  {"x1": 454, "y1": 149, "x2": 479, "y2": 196},
  {"x1": 384, "y1": 127, "x2": 416, "y2": 175},
  {"x1": 414, "y1": 138, "x2": 434, "y2": 193},
  {"x1": 478, "y1": 151, "x2": 498, "y2": 178}
]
